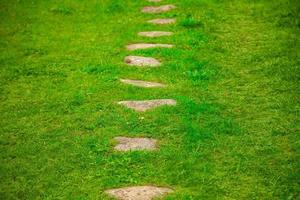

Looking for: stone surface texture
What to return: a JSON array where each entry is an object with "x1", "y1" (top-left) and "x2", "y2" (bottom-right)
[
  {"x1": 118, "y1": 99, "x2": 177, "y2": 112},
  {"x1": 105, "y1": 186, "x2": 173, "y2": 200},
  {"x1": 142, "y1": 5, "x2": 176, "y2": 14},
  {"x1": 148, "y1": 18, "x2": 176, "y2": 25},
  {"x1": 124, "y1": 56, "x2": 161, "y2": 67},
  {"x1": 138, "y1": 31, "x2": 173, "y2": 38},
  {"x1": 126, "y1": 43, "x2": 173, "y2": 51},
  {"x1": 120, "y1": 79, "x2": 165, "y2": 88},
  {"x1": 114, "y1": 137, "x2": 157, "y2": 151}
]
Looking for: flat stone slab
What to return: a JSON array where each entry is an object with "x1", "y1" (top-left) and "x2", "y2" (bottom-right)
[
  {"x1": 148, "y1": 0, "x2": 162, "y2": 2},
  {"x1": 138, "y1": 31, "x2": 173, "y2": 38},
  {"x1": 142, "y1": 5, "x2": 176, "y2": 14},
  {"x1": 120, "y1": 79, "x2": 165, "y2": 88},
  {"x1": 148, "y1": 18, "x2": 176, "y2": 25},
  {"x1": 114, "y1": 137, "x2": 157, "y2": 151},
  {"x1": 118, "y1": 99, "x2": 176, "y2": 112},
  {"x1": 105, "y1": 186, "x2": 173, "y2": 200},
  {"x1": 124, "y1": 56, "x2": 161, "y2": 67},
  {"x1": 126, "y1": 43, "x2": 173, "y2": 51}
]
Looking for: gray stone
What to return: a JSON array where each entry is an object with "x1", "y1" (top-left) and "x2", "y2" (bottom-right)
[
  {"x1": 142, "y1": 5, "x2": 176, "y2": 14},
  {"x1": 114, "y1": 137, "x2": 157, "y2": 151},
  {"x1": 120, "y1": 79, "x2": 165, "y2": 88},
  {"x1": 126, "y1": 43, "x2": 173, "y2": 51},
  {"x1": 148, "y1": 18, "x2": 176, "y2": 25},
  {"x1": 124, "y1": 56, "x2": 161, "y2": 67},
  {"x1": 138, "y1": 31, "x2": 173, "y2": 38},
  {"x1": 105, "y1": 186, "x2": 173, "y2": 200},
  {"x1": 148, "y1": 0, "x2": 162, "y2": 2},
  {"x1": 118, "y1": 99, "x2": 176, "y2": 112}
]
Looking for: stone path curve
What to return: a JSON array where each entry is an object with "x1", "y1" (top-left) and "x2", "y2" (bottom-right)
[{"x1": 105, "y1": 0, "x2": 178, "y2": 199}]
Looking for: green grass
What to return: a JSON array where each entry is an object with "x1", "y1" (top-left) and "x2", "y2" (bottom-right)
[{"x1": 0, "y1": 0, "x2": 299, "y2": 199}]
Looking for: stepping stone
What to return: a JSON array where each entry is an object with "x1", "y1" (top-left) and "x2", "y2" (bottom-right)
[
  {"x1": 124, "y1": 56, "x2": 161, "y2": 67},
  {"x1": 148, "y1": 0, "x2": 162, "y2": 2},
  {"x1": 120, "y1": 79, "x2": 165, "y2": 88},
  {"x1": 118, "y1": 99, "x2": 176, "y2": 112},
  {"x1": 148, "y1": 18, "x2": 176, "y2": 25},
  {"x1": 138, "y1": 31, "x2": 173, "y2": 38},
  {"x1": 126, "y1": 43, "x2": 173, "y2": 51},
  {"x1": 105, "y1": 186, "x2": 173, "y2": 200},
  {"x1": 113, "y1": 137, "x2": 157, "y2": 151},
  {"x1": 142, "y1": 5, "x2": 176, "y2": 14}
]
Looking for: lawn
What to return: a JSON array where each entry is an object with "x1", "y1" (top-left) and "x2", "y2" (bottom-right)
[{"x1": 0, "y1": 0, "x2": 299, "y2": 199}]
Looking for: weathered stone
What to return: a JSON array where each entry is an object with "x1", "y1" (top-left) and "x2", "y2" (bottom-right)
[
  {"x1": 113, "y1": 137, "x2": 157, "y2": 151},
  {"x1": 148, "y1": 18, "x2": 176, "y2": 25},
  {"x1": 148, "y1": 0, "x2": 162, "y2": 2},
  {"x1": 142, "y1": 5, "x2": 176, "y2": 14},
  {"x1": 138, "y1": 31, "x2": 173, "y2": 38},
  {"x1": 118, "y1": 99, "x2": 176, "y2": 112},
  {"x1": 105, "y1": 186, "x2": 173, "y2": 200},
  {"x1": 120, "y1": 79, "x2": 165, "y2": 88},
  {"x1": 124, "y1": 56, "x2": 161, "y2": 67},
  {"x1": 126, "y1": 43, "x2": 173, "y2": 51}
]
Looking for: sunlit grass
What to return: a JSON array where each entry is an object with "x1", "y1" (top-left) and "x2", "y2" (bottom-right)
[{"x1": 0, "y1": 0, "x2": 299, "y2": 199}]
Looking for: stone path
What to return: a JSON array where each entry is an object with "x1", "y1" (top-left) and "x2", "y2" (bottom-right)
[
  {"x1": 113, "y1": 137, "x2": 157, "y2": 152},
  {"x1": 126, "y1": 43, "x2": 173, "y2": 51},
  {"x1": 124, "y1": 56, "x2": 161, "y2": 67},
  {"x1": 138, "y1": 31, "x2": 173, "y2": 37},
  {"x1": 120, "y1": 79, "x2": 165, "y2": 88},
  {"x1": 142, "y1": 5, "x2": 176, "y2": 14},
  {"x1": 147, "y1": 18, "x2": 176, "y2": 25},
  {"x1": 105, "y1": 0, "x2": 178, "y2": 199},
  {"x1": 105, "y1": 186, "x2": 173, "y2": 200},
  {"x1": 118, "y1": 99, "x2": 176, "y2": 112}
]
